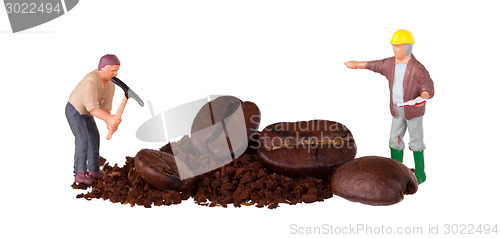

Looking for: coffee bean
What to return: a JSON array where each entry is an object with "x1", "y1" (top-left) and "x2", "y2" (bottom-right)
[
  {"x1": 134, "y1": 149, "x2": 193, "y2": 191},
  {"x1": 257, "y1": 120, "x2": 356, "y2": 178},
  {"x1": 331, "y1": 156, "x2": 418, "y2": 206},
  {"x1": 191, "y1": 96, "x2": 261, "y2": 158}
]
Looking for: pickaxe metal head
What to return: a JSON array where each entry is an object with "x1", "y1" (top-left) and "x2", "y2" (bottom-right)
[{"x1": 112, "y1": 77, "x2": 144, "y2": 107}]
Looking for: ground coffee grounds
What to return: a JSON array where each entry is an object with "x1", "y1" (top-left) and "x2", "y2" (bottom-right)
[{"x1": 73, "y1": 136, "x2": 333, "y2": 209}]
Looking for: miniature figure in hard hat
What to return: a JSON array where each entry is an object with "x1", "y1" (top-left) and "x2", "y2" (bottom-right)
[
  {"x1": 344, "y1": 29, "x2": 434, "y2": 184},
  {"x1": 65, "y1": 54, "x2": 122, "y2": 185}
]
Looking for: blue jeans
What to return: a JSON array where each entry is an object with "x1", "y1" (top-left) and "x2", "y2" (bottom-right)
[{"x1": 65, "y1": 102, "x2": 100, "y2": 174}]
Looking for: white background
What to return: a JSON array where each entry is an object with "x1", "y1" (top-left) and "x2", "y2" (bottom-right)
[{"x1": 1, "y1": 0, "x2": 499, "y2": 237}]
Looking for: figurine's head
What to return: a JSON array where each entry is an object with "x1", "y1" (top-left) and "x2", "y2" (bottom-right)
[
  {"x1": 392, "y1": 44, "x2": 412, "y2": 61},
  {"x1": 390, "y1": 29, "x2": 414, "y2": 60},
  {"x1": 98, "y1": 54, "x2": 121, "y2": 80}
]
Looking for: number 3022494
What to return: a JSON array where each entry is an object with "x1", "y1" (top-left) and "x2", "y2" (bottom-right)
[
  {"x1": 443, "y1": 224, "x2": 498, "y2": 235},
  {"x1": 5, "y1": 2, "x2": 62, "y2": 14}
]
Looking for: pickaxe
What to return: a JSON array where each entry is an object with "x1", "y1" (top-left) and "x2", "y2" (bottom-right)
[{"x1": 106, "y1": 76, "x2": 144, "y2": 140}]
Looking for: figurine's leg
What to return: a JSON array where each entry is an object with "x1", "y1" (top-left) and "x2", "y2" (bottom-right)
[
  {"x1": 389, "y1": 106, "x2": 406, "y2": 162},
  {"x1": 407, "y1": 116, "x2": 425, "y2": 151},
  {"x1": 412, "y1": 150, "x2": 426, "y2": 184},
  {"x1": 85, "y1": 116, "x2": 100, "y2": 173},
  {"x1": 408, "y1": 116, "x2": 426, "y2": 184},
  {"x1": 390, "y1": 147, "x2": 404, "y2": 163},
  {"x1": 65, "y1": 102, "x2": 89, "y2": 175}
]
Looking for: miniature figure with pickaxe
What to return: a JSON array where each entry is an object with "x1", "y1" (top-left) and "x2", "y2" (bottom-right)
[{"x1": 66, "y1": 54, "x2": 143, "y2": 185}]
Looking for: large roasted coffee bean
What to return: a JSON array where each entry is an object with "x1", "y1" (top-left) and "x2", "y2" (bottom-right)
[
  {"x1": 191, "y1": 96, "x2": 261, "y2": 158},
  {"x1": 331, "y1": 156, "x2": 418, "y2": 206},
  {"x1": 135, "y1": 149, "x2": 194, "y2": 191},
  {"x1": 257, "y1": 120, "x2": 356, "y2": 178}
]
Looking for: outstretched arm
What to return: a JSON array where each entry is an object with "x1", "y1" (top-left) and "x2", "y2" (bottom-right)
[{"x1": 344, "y1": 61, "x2": 368, "y2": 69}]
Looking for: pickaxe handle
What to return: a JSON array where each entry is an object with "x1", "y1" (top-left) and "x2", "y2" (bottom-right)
[{"x1": 106, "y1": 96, "x2": 128, "y2": 140}]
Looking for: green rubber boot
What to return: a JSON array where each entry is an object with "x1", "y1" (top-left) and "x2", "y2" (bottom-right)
[
  {"x1": 390, "y1": 147, "x2": 404, "y2": 163},
  {"x1": 413, "y1": 150, "x2": 426, "y2": 184}
]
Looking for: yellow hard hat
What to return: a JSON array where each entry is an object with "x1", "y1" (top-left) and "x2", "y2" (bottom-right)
[{"x1": 390, "y1": 29, "x2": 415, "y2": 45}]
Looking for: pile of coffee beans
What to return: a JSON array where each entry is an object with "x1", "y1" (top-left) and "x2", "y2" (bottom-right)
[{"x1": 74, "y1": 136, "x2": 333, "y2": 209}]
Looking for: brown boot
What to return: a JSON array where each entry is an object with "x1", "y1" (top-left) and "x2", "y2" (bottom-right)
[
  {"x1": 75, "y1": 171, "x2": 92, "y2": 185},
  {"x1": 88, "y1": 170, "x2": 104, "y2": 178}
]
